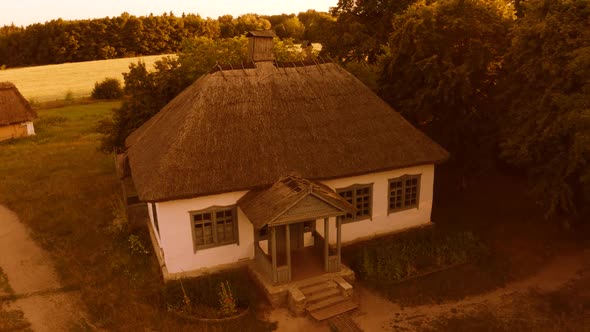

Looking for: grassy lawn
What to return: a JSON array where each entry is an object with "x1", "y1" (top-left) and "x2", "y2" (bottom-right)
[
  {"x1": 0, "y1": 102, "x2": 271, "y2": 331},
  {"x1": 0, "y1": 54, "x2": 174, "y2": 102}
]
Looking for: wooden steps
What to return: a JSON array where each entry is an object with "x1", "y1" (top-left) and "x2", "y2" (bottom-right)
[
  {"x1": 300, "y1": 280, "x2": 337, "y2": 295},
  {"x1": 328, "y1": 315, "x2": 363, "y2": 332},
  {"x1": 307, "y1": 294, "x2": 348, "y2": 312},
  {"x1": 298, "y1": 279, "x2": 358, "y2": 321},
  {"x1": 309, "y1": 300, "x2": 358, "y2": 321},
  {"x1": 305, "y1": 287, "x2": 340, "y2": 303}
]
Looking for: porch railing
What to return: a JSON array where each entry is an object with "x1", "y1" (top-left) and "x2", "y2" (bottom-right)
[
  {"x1": 276, "y1": 265, "x2": 290, "y2": 283},
  {"x1": 254, "y1": 242, "x2": 273, "y2": 281},
  {"x1": 326, "y1": 255, "x2": 340, "y2": 273},
  {"x1": 254, "y1": 242, "x2": 292, "y2": 283},
  {"x1": 313, "y1": 231, "x2": 341, "y2": 273}
]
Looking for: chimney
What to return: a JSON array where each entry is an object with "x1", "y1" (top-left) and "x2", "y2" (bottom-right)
[
  {"x1": 301, "y1": 40, "x2": 313, "y2": 60},
  {"x1": 246, "y1": 30, "x2": 276, "y2": 62}
]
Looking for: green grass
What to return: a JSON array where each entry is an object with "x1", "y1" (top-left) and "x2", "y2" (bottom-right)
[
  {"x1": 0, "y1": 54, "x2": 174, "y2": 102},
  {"x1": 0, "y1": 102, "x2": 271, "y2": 331}
]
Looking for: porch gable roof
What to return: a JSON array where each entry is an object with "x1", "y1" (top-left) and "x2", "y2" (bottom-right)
[{"x1": 237, "y1": 175, "x2": 355, "y2": 230}]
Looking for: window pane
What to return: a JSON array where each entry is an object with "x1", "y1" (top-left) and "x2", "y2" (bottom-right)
[
  {"x1": 203, "y1": 222, "x2": 213, "y2": 244},
  {"x1": 225, "y1": 222, "x2": 234, "y2": 241},
  {"x1": 194, "y1": 224, "x2": 203, "y2": 245}
]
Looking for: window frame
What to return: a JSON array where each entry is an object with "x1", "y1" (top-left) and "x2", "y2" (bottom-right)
[
  {"x1": 388, "y1": 174, "x2": 421, "y2": 214},
  {"x1": 336, "y1": 183, "x2": 373, "y2": 223},
  {"x1": 189, "y1": 205, "x2": 239, "y2": 251}
]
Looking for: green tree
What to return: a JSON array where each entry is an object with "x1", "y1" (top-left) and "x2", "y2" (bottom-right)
[
  {"x1": 499, "y1": 0, "x2": 590, "y2": 220},
  {"x1": 326, "y1": 0, "x2": 418, "y2": 62},
  {"x1": 379, "y1": 0, "x2": 512, "y2": 161},
  {"x1": 91, "y1": 78, "x2": 123, "y2": 99},
  {"x1": 297, "y1": 10, "x2": 336, "y2": 44}
]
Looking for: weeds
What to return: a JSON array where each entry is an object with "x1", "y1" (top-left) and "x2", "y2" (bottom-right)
[
  {"x1": 218, "y1": 281, "x2": 238, "y2": 317},
  {"x1": 128, "y1": 234, "x2": 149, "y2": 255},
  {"x1": 64, "y1": 90, "x2": 75, "y2": 104}
]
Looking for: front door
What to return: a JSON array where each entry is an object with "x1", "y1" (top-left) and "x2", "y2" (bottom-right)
[{"x1": 274, "y1": 223, "x2": 305, "y2": 263}]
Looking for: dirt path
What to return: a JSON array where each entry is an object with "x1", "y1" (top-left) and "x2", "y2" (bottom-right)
[
  {"x1": 0, "y1": 205, "x2": 94, "y2": 331},
  {"x1": 352, "y1": 248, "x2": 590, "y2": 331}
]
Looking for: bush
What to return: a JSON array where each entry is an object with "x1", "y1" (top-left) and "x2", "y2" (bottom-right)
[
  {"x1": 347, "y1": 228, "x2": 486, "y2": 284},
  {"x1": 91, "y1": 78, "x2": 123, "y2": 100}
]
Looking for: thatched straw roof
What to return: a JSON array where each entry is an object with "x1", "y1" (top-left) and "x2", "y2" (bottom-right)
[
  {"x1": 126, "y1": 61, "x2": 449, "y2": 202},
  {"x1": 246, "y1": 30, "x2": 276, "y2": 38},
  {"x1": 238, "y1": 175, "x2": 356, "y2": 230},
  {"x1": 0, "y1": 82, "x2": 37, "y2": 126}
]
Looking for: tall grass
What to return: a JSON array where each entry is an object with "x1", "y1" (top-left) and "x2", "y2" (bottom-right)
[{"x1": 0, "y1": 102, "x2": 270, "y2": 331}]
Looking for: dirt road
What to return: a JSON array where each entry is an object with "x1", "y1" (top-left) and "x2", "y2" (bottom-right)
[{"x1": 0, "y1": 205, "x2": 93, "y2": 331}]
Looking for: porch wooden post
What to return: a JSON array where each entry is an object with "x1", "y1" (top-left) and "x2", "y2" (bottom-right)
[
  {"x1": 285, "y1": 224, "x2": 291, "y2": 281},
  {"x1": 336, "y1": 216, "x2": 342, "y2": 270},
  {"x1": 271, "y1": 226, "x2": 277, "y2": 282},
  {"x1": 324, "y1": 217, "x2": 329, "y2": 272}
]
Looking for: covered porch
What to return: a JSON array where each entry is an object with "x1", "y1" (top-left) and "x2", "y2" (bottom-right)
[{"x1": 238, "y1": 175, "x2": 355, "y2": 285}]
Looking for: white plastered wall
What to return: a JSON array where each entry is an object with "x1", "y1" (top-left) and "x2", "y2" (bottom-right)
[
  {"x1": 156, "y1": 190, "x2": 254, "y2": 275},
  {"x1": 317, "y1": 164, "x2": 435, "y2": 245},
  {"x1": 150, "y1": 164, "x2": 435, "y2": 276},
  {"x1": 25, "y1": 121, "x2": 35, "y2": 135}
]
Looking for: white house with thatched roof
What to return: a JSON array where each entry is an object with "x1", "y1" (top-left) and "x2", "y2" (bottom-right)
[
  {"x1": 120, "y1": 31, "x2": 448, "y2": 315},
  {"x1": 0, "y1": 82, "x2": 36, "y2": 141}
]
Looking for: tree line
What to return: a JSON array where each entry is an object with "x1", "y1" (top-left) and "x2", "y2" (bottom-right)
[
  {"x1": 0, "y1": 10, "x2": 335, "y2": 68},
  {"x1": 97, "y1": 0, "x2": 587, "y2": 223}
]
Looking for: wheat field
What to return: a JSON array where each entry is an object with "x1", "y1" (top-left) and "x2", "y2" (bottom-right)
[{"x1": 0, "y1": 54, "x2": 175, "y2": 102}]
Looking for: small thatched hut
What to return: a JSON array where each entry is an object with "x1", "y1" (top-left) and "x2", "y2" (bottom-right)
[
  {"x1": 122, "y1": 31, "x2": 449, "y2": 312},
  {"x1": 0, "y1": 82, "x2": 37, "y2": 141}
]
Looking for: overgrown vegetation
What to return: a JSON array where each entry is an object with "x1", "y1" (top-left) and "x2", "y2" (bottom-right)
[
  {"x1": 91, "y1": 78, "x2": 123, "y2": 100},
  {"x1": 163, "y1": 270, "x2": 255, "y2": 319},
  {"x1": 345, "y1": 228, "x2": 486, "y2": 285}
]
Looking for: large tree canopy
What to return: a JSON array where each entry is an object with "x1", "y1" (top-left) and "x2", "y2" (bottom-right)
[
  {"x1": 325, "y1": 0, "x2": 418, "y2": 62},
  {"x1": 499, "y1": 0, "x2": 590, "y2": 219},
  {"x1": 378, "y1": 0, "x2": 512, "y2": 159}
]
